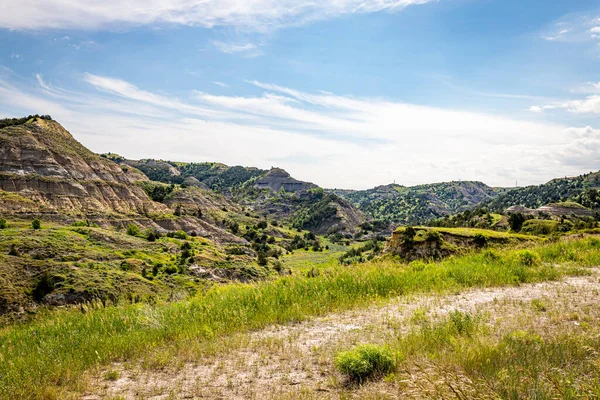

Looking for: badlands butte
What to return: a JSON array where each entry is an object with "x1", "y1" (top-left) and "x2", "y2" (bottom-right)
[{"x1": 0, "y1": 115, "x2": 599, "y2": 314}]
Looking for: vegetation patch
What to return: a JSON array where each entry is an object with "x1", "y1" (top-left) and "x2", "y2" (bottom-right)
[
  {"x1": 335, "y1": 344, "x2": 395, "y2": 383},
  {"x1": 1, "y1": 237, "x2": 599, "y2": 397}
]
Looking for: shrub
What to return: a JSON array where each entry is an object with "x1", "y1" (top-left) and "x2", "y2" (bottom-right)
[
  {"x1": 257, "y1": 251, "x2": 268, "y2": 266},
  {"x1": 173, "y1": 230, "x2": 187, "y2": 240},
  {"x1": 0, "y1": 218, "x2": 6, "y2": 229},
  {"x1": 146, "y1": 229, "x2": 160, "y2": 242},
  {"x1": 8, "y1": 244, "x2": 19, "y2": 257},
  {"x1": 257, "y1": 220, "x2": 268, "y2": 230},
  {"x1": 31, "y1": 218, "x2": 41, "y2": 230},
  {"x1": 71, "y1": 220, "x2": 88, "y2": 227},
  {"x1": 473, "y1": 233, "x2": 488, "y2": 247},
  {"x1": 424, "y1": 230, "x2": 442, "y2": 244},
  {"x1": 335, "y1": 344, "x2": 395, "y2": 383},
  {"x1": 518, "y1": 250, "x2": 541, "y2": 267},
  {"x1": 126, "y1": 224, "x2": 140, "y2": 236},
  {"x1": 163, "y1": 265, "x2": 178, "y2": 274}
]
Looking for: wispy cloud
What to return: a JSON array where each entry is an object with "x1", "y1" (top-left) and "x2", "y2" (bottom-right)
[
  {"x1": 530, "y1": 87, "x2": 600, "y2": 114},
  {"x1": 542, "y1": 28, "x2": 571, "y2": 41},
  {"x1": 0, "y1": 0, "x2": 435, "y2": 31},
  {"x1": 541, "y1": 12, "x2": 600, "y2": 45},
  {"x1": 212, "y1": 81, "x2": 229, "y2": 88},
  {"x1": 211, "y1": 41, "x2": 262, "y2": 57},
  {"x1": 0, "y1": 73, "x2": 595, "y2": 189}
]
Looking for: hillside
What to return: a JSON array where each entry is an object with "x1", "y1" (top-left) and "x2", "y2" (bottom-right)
[
  {"x1": 113, "y1": 155, "x2": 367, "y2": 235},
  {"x1": 0, "y1": 118, "x2": 166, "y2": 217},
  {"x1": 485, "y1": 172, "x2": 600, "y2": 211},
  {"x1": 105, "y1": 155, "x2": 267, "y2": 192},
  {"x1": 333, "y1": 181, "x2": 499, "y2": 225}
]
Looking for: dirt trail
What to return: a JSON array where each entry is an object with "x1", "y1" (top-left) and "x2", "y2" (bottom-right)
[{"x1": 84, "y1": 272, "x2": 600, "y2": 400}]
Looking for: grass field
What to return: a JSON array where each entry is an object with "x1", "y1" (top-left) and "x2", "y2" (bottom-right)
[{"x1": 1, "y1": 236, "x2": 599, "y2": 398}]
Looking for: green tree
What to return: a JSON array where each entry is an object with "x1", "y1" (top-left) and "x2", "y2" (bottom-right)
[
  {"x1": 31, "y1": 218, "x2": 41, "y2": 230},
  {"x1": 508, "y1": 213, "x2": 525, "y2": 232},
  {"x1": 126, "y1": 224, "x2": 140, "y2": 236}
]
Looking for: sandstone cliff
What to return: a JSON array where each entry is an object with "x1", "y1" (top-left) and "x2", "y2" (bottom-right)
[{"x1": 0, "y1": 118, "x2": 168, "y2": 217}]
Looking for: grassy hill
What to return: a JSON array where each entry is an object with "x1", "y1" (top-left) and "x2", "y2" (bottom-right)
[
  {"x1": 333, "y1": 181, "x2": 499, "y2": 225},
  {"x1": 484, "y1": 171, "x2": 600, "y2": 211},
  {"x1": 105, "y1": 155, "x2": 267, "y2": 192}
]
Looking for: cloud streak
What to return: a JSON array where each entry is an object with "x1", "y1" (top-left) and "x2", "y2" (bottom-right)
[
  {"x1": 0, "y1": 0, "x2": 434, "y2": 31},
  {"x1": 0, "y1": 73, "x2": 596, "y2": 189}
]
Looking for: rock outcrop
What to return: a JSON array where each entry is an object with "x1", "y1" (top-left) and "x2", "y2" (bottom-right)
[
  {"x1": 254, "y1": 168, "x2": 317, "y2": 192},
  {"x1": 0, "y1": 118, "x2": 168, "y2": 217}
]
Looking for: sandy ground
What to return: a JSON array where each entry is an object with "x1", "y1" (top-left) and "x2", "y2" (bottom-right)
[{"x1": 83, "y1": 271, "x2": 600, "y2": 399}]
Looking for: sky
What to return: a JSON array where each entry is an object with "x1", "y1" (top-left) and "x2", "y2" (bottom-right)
[{"x1": 0, "y1": 0, "x2": 599, "y2": 189}]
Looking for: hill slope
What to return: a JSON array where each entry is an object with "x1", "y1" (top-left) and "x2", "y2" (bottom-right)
[
  {"x1": 484, "y1": 172, "x2": 600, "y2": 211},
  {"x1": 0, "y1": 118, "x2": 166, "y2": 217},
  {"x1": 333, "y1": 181, "x2": 499, "y2": 225}
]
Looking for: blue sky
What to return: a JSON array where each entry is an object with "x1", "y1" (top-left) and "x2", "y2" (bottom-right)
[{"x1": 0, "y1": 0, "x2": 599, "y2": 189}]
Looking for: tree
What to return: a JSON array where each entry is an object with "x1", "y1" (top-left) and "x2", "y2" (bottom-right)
[
  {"x1": 126, "y1": 224, "x2": 140, "y2": 236},
  {"x1": 257, "y1": 251, "x2": 268, "y2": 266},
  {"x1": 508, "y1": 213, "x2": 525, "y2": 232},
  {"x1": 31, "y1": 218, "x2": 41, "y2": 230},
  {"x1": 0, "y1": 218, "x2": 6, "y2": 229}
]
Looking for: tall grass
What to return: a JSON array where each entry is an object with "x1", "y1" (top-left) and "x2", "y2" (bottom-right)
[{"x1": 1, "y1": 237, "x2": 600, "y2": 398}]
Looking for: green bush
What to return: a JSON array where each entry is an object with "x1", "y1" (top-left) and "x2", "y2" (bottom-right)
[
  {"x1": 126, "y1": 224, "x2": 140, "y2": 236},
  {"x1": 424, "y1": 230, "x2": 442, "y2": 243},
  {"x1": 518, "y1": 250, "x2": 541, "y2": 267},
  {"x1": 71, "y1": 220, "x2": 89, "y2": 227},
  {"x1": 31, "y1": 218, "x2": 41, "y2": 230},
  {"x1": 473, "y1": 233, "x2": 488, "y2": 247},
  {"x1": 0, "y1": 218, "x2": 6, "y2": 229},
  {"x1": 335, "y1": 344, "x2": 395, "y2": 383},
  {"x1": 173, "y1": 230, "x2": 187, "y2": 240}
]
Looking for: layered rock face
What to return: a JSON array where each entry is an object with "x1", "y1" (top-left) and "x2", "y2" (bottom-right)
[
  {"x1": 0, "y1": 118, "x2": 168, "y2": 216},
  {"x1": 254, "y1": 167, "x2": 317, "y2": 192}
]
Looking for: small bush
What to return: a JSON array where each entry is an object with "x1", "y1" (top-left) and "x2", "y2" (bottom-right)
[
  {"x1": 71, "y1": 220, "x2": 88, "y2": 227},
  {"x1": 0, "y1": 218, "x2": 7, "y2": 229},
  {"x1": 424, "y1": 230, "x2": 442, "y2": 244},
  {"x1": 103, "y1": 370, "x2": 120, "y2": 381},
  {"x1": 8, "y1": 244, "x2": 19, "y2": 257},
  {"x1": 518, "y1": 250, "x2": 541, "y2": 267},
  {"x1": 163, "y1": 265, "x2": 178, "y2": 274},
  {"x1": 31, "y1": 218, "x2": 41, "y2": 230},
  {"x1": 126, "y1": 224, "x2": 140, "y2": 236},
  {"x1": 335, "y1": 344, "x2": 395, "y2": 383},
  {"x1": 173, "y1": 230, "x2": 187, "y2": 240},
  {"x1": 473, "y1": 233, "x2": 488, "y2": 247}
]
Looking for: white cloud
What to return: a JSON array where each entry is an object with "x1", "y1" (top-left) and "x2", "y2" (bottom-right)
[
  {"x1": 0, "y1": 73, "x2": 596, "y2": 189},
  {"x1": 0, "y1": 0, "x2": 434, "y2": 31},
  {"x1": 540, "y1": 13, "x2": 600, "y2": 46},
  {"x1": 559, "y1": 127, "x2": 600, "y2": 169},
  {"x1": 212, "y1": 81, "x2": 229, "y2": 88},
  {"x1": 211, "y1": 41, "x2": 261, "y2": 57},
  {"x1": 542, "y1": 28, "x2": 571, "y2": 41},
  {"x1": 530, "y1": 95, "x2": 600, "y2": 114}
]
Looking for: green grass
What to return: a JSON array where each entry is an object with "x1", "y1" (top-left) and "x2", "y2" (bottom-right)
[
  {"x1": 546, "y1": 201, "x2": 588, "y2": 209},
  {"x1": 374, "y1": 304, "x2": 600, "y2": 398},
  {"x1": 522, "y1": 219, "x2": 560, "y2": 235},
  {"x1": 282, "y1": 240, "x2": 348, "y2": 272},
  {"x1": 1, "y1": 237, "x2": 600, "y2": 398}
]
